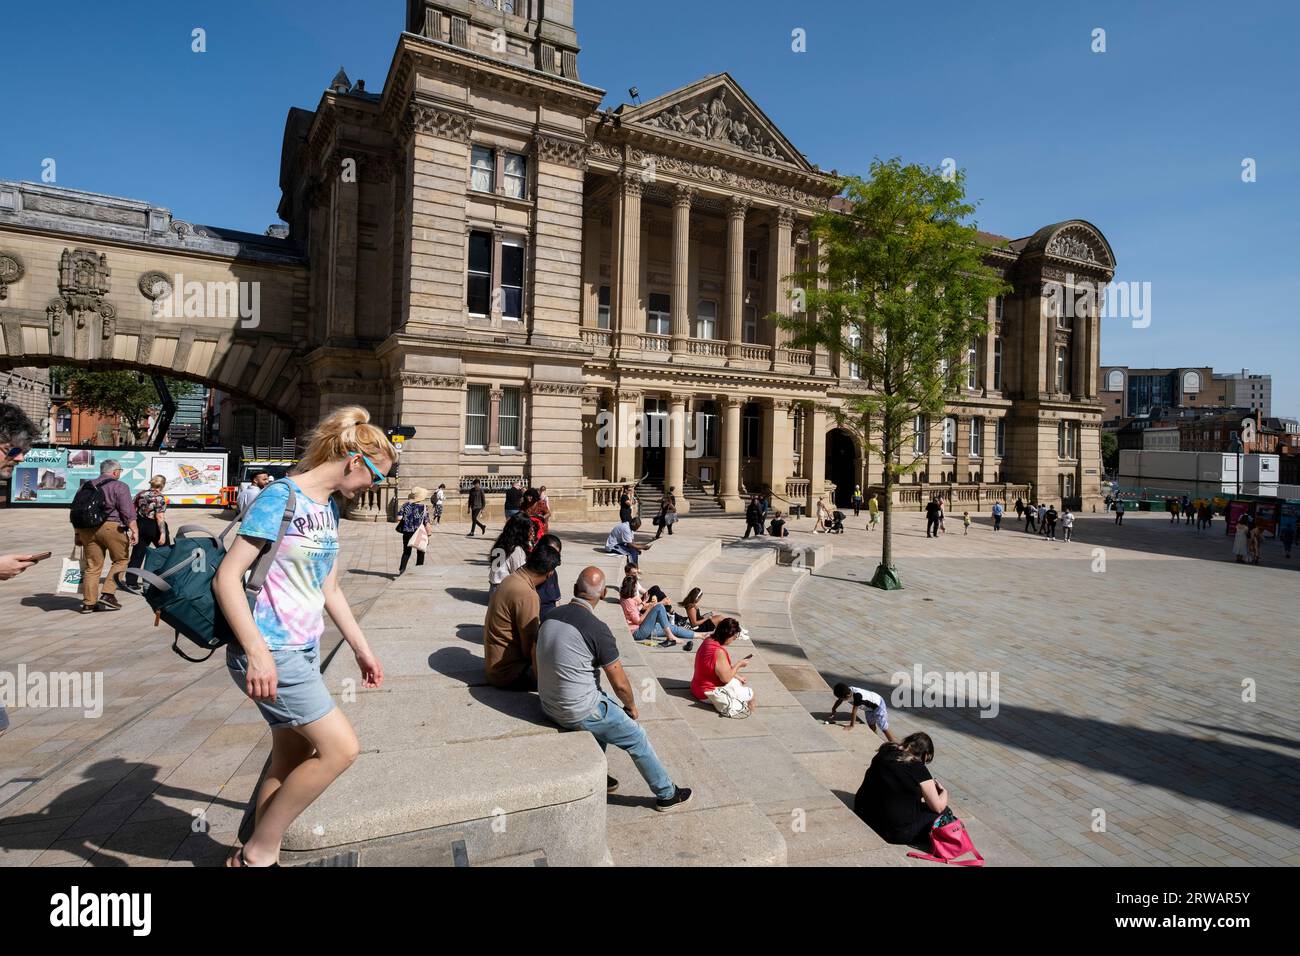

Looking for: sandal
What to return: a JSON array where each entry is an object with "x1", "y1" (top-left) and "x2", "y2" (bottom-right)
[{"x1": 228, "y1": 848, "x2": 281, "y2": 868}]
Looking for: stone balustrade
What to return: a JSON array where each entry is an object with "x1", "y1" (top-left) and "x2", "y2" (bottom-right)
[{"x1": 343, "y1": 478, "x2": 400, "y2": 522}]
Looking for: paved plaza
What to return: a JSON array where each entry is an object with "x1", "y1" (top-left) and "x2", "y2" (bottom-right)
[{"x1": 0, "y1": 504, "x2": 1296, "y2": 866}]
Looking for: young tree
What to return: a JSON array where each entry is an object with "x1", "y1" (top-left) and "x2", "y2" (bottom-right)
[
  {"x1": 1100, "y1": 431, "x2": 1119, "y2": 474},
  {"x1": 779, "y1": 158, "x2": 1008, "y2": 589},
  {"x1": 54, "y1": 367, "x2": 199, "y2": 445}
]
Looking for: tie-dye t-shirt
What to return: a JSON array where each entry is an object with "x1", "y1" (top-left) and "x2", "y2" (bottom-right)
[{"x1": 238, "y1": 479, "x2": 340, "y2": 652}]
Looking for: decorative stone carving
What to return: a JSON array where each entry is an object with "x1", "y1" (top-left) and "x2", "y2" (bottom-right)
[
  {"x1": 588, "y1": 140, "x2": 623, "y2": 164},
  {"x1": 138, "y1": 270, "x2": 172, "y2": 301},
  {"x1": 728, "y1": 195, "x2": 751, "y2": 219},
  {"x1": 673, "y1": 183, "x2": 695, "y2": 208},
  {"x1": 626, "y1": 150, "x2": 828, "y2": 209},
  {"x1": 777, "y1": 207, "x2": 797, "y2": 228},
  {"x1": 170, "y1": 220, "x2": 192, "y2": 241},
  {"x1": 531, "y1": 381, "x2": 587, "y2": 396},
  {"x1": 536, "y1": 135, "x2": 588, "y2": 170},
  {"x1": 645, "y1": 94, "x2": 787, "y2": 162},
  {"x1": 49, "y1": 249, "x2": 116, "y2": 337},
  {"x1": 1047, "y1": 232, "x2": 1098, "y2": 264},
  {"x1": 0, "y1": 252, "x2": 24, "y2": 300},
  {"x1": 399, "y1": 372, "x2": 466, "y2": 389},
  {"x1": 618, "y1": 170, "x2": 644, "y2": 197},
  {"x1": 408, "y1": 104, "x2": 473, "y2": 144}
]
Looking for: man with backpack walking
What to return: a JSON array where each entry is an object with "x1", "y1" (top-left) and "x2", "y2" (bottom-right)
[{"x1": 70, "y1": 459, "x2": 138, "y2": 613}]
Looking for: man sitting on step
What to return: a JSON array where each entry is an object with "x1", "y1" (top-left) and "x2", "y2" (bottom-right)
[{"x1": 536, "y1": 566, "x2": 693, "y2": 812}]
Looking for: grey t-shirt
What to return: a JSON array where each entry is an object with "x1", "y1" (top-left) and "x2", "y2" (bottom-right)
[{"x1": 537, "y1": 600, "x2": 621, "y2": 727}]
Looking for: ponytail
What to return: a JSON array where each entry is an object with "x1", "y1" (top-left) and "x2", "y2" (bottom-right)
[{"x1": 296, "y1": 406, "x2": 397, "y2": 473}]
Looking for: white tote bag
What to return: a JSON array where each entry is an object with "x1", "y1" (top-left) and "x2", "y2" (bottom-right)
[{"x1": 56, "y1": 547, "x2": 84, "y2": 596}]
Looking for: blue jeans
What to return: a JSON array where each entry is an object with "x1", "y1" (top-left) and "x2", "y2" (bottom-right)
[
  {"x1": 610, "y1": 543, "x2": 639, "y2": 566},
  {"x1": 578, "y1": 693, "x2": 674, "y2": 799},
  {"x1": 634, "y1": 603, "x2": 695, "y2": 641},
  {"x1": 0, "y1": 703, "x2": 9, "y2": 734}
]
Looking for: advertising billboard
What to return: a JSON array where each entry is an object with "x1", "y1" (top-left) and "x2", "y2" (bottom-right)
[{"x1": 10, "y1": 449, "x2": 227, "y2": 506}]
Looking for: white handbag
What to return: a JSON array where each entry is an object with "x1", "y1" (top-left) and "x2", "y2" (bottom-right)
[{"x1": 706, "y1": 682, "x2": 751, "y2": 719}]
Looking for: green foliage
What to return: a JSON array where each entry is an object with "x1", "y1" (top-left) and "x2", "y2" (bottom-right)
[
  {"x1": 1100, "y1": 431, "x2": 1119, "y2": 473},
  {"x1": 53, "y1": 367, "x2": 199, "y2": 443},
  {"x1": 774, "y1": 157, "x2": 1010, "y2": 581}
]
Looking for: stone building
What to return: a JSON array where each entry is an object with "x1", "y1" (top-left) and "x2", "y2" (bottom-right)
[{"x1": 0, "y1": 0, "x2": 1115, "y2": 516}]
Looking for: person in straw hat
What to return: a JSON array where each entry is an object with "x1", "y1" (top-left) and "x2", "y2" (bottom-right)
[{"x1": 396, "y1": 487, "x2": 433, "y2": 574}]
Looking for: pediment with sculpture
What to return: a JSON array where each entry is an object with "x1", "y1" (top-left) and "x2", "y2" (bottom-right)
[{"x1": 625, "y1": 75, "x2": 812, "y2": 172}]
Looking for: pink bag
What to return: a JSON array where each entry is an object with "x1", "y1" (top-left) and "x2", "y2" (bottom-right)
[{"x1": 907, "y1": 817, "x2": 985, "y2": 867}]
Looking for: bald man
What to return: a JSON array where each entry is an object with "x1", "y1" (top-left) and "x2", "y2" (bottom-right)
[{"x1": 535, "y1": 566, "x2": 692, "y2": 811}]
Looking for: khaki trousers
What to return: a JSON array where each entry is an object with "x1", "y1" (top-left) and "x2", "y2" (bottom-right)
[{"x1": 77, "y1": 524, "x2": 130, "y2": 606}]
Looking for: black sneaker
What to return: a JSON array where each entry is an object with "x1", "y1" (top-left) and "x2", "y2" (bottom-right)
[
  {"x1": 96, "y1": 596, "x2": 122, "y2": 611},
  {"x1": 79, "y1": 604, "x2": 98, "y2": 614},
  {"x1": 119, "y1": 583, "x2": 143, "y2": 595},
  {"x1": 606, "y1": 776, "x2": 619, "y2": 794},
  {"x1": 683, "y1": 641, "x2": 694, "y2": 653},
  {"x1": 655, "y1": 787, "x2": 693, "y2": 812}
]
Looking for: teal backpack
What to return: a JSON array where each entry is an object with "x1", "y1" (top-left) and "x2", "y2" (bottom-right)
[{"x1": 125, "y1": 480, "x2": 297, "y2": 662}]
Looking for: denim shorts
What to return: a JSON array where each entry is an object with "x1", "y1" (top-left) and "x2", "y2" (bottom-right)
[{"x1": 226, "y1": 645, "x2": 335, "y2": 729}]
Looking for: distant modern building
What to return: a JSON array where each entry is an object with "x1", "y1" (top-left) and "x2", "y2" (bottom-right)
[
  {"x1": 1143, "y1": 425, "x2": 1180, "y2": 451},
  {"x1": 1212, "y1": 369, "x2": 1272, "y2": 417},
  {"x1": 1098, "y1": 366, "x2": 1215, "y2": 419}
]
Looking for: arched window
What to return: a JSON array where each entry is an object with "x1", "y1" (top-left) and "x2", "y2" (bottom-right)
[
  {"x1": 1107, "y1": 369, "x2": 1124, "y2": 392},
  {"x1": 1182, "y1": 370, "x2": 1201, "y2": 395}
]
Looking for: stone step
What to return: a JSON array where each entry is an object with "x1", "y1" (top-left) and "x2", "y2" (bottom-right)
[{"x1": 618, "y1": 536, "x2": 917, "y2": 865}]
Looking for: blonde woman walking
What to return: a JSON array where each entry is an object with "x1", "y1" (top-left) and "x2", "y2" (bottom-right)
[{"x1": 215, "y1": 406, "x2": 397, "y2": 868}]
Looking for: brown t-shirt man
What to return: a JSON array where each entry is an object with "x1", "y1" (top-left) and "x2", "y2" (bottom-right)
[{"x1": 484, "y1": 567, "x2": 541, "y2": 689}]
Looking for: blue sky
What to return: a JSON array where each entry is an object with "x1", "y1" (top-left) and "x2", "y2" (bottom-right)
[{"x1": 3, "y1": 0, "x2": 1296, "y2": 414}]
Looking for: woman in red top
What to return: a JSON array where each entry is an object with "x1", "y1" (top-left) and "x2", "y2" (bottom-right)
[{"x1": 690, "y1": 618, "x2": 755, "y2": 715}]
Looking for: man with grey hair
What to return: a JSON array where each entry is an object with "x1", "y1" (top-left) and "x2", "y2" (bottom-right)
[
  {"x1": 71, "y1": 458, "x2": 138, "y2": 613},
  {"x1": 535, "y1": 565, "x2": 693, "y2": 812}
]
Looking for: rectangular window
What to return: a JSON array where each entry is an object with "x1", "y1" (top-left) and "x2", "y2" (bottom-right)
[
  {"x1": 1059, "y1": 422, "x2": 1078, "y2": 459},
  {"x1": 499, "y1": 386, "x2": 522, "y2": 450},
  {"x1": 694, "y1": 300, "x2": 717, "y2": 340},
  {"x1": 970, "y1": 418, "x2": 983, "y2": 457},
  {"x1": 996, "y1": 418, "x2": 1005, "y2": 457},
  {"x1": 942, "y1": 417, "x2": 956, "y2": 457},
  {"x1": 647, "y1": 293, "x2": 671, "y2": 335},
  {"x1": 748, "y1": 248, "x2": 760, "y2": 280},
  {"x1": 500, "y1": 238, "x2": 524, "y2": 320},
  {"x1": 995, "y1": 295, "x2": 1004, "y2": 320},
  {"x1": 847, "y1": 325, "x2": 861, "y2": 380},
  {"x1": 967, "y1": 339, "x2": 979, "y2": 390},
  {"x1": 466, "y1": 384, "x2": 489, "y2": 448},
  {"x1": 913, "y1": 415, "x2": 928, "y2": 455},
  {"x1": 57, "y1": 409, "x2": 72, "y2": 434},
  {"x1": 467, "y1": 230, "x2": 492, "y2": 315},
  {"x1": 1056, "y1": 347, "x2": 1069, "y2": 393},
  {"x1": 597, "y1": 286, "x2": 611, "y2": 329},
  {"x1": 993, "y1": 336, "x2": 1003, "y2": 391},
  {"x1": 743, "y1": 305, "x2": 759, "y2": 344},
  {"x1": 471, "y1": 146, "x2": 495, "y2": 193},
  {"x1": 503, "y1": 152, "x2": 527, "y2": 199}
]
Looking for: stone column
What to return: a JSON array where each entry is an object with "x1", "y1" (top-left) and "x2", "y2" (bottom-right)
[
  {"x1": 581, "y1": 210, "x2": 602, "y2": 327},
  {"x1": 720, "y1": 395, "x2": 744, "y2": 511},
  {"x1": 612, "y1": 172, "x2": 643, "y2": 352},
  {"x1": 613, "y1": 388, "x2": 641, "y2": 483},
  {"x1": 763, "y1": 398, "x2": 795, "y2": 497},
  {"x1": 725, "y1": 196, "x2": 749, "y2": 360},
  {"x1": 671, "y1": 185, "x2": 693, "y2": 356},
  {"x1": 809, "y1": 232, "x2": 829, "y2": 375},
  {"x1": 803, "y1": 401, "x2": 826, "y2": 511},
  {"x1": 955, "y1": 416, "x2": 970, "y2": 483},
  {"x1": 667, "y1": 392, "x2": 690, "y2": 514},
  {"x1": 769, "y1": 207, "x2": 796, "y2": 364},
  {"x1": 488, "y1": 387, "x2": 503, "y2": 453}
]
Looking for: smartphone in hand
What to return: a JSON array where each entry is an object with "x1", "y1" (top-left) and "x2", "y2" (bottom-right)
[{"x1": 28, "y1": 552, "x2": 53, "y2": 563}]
